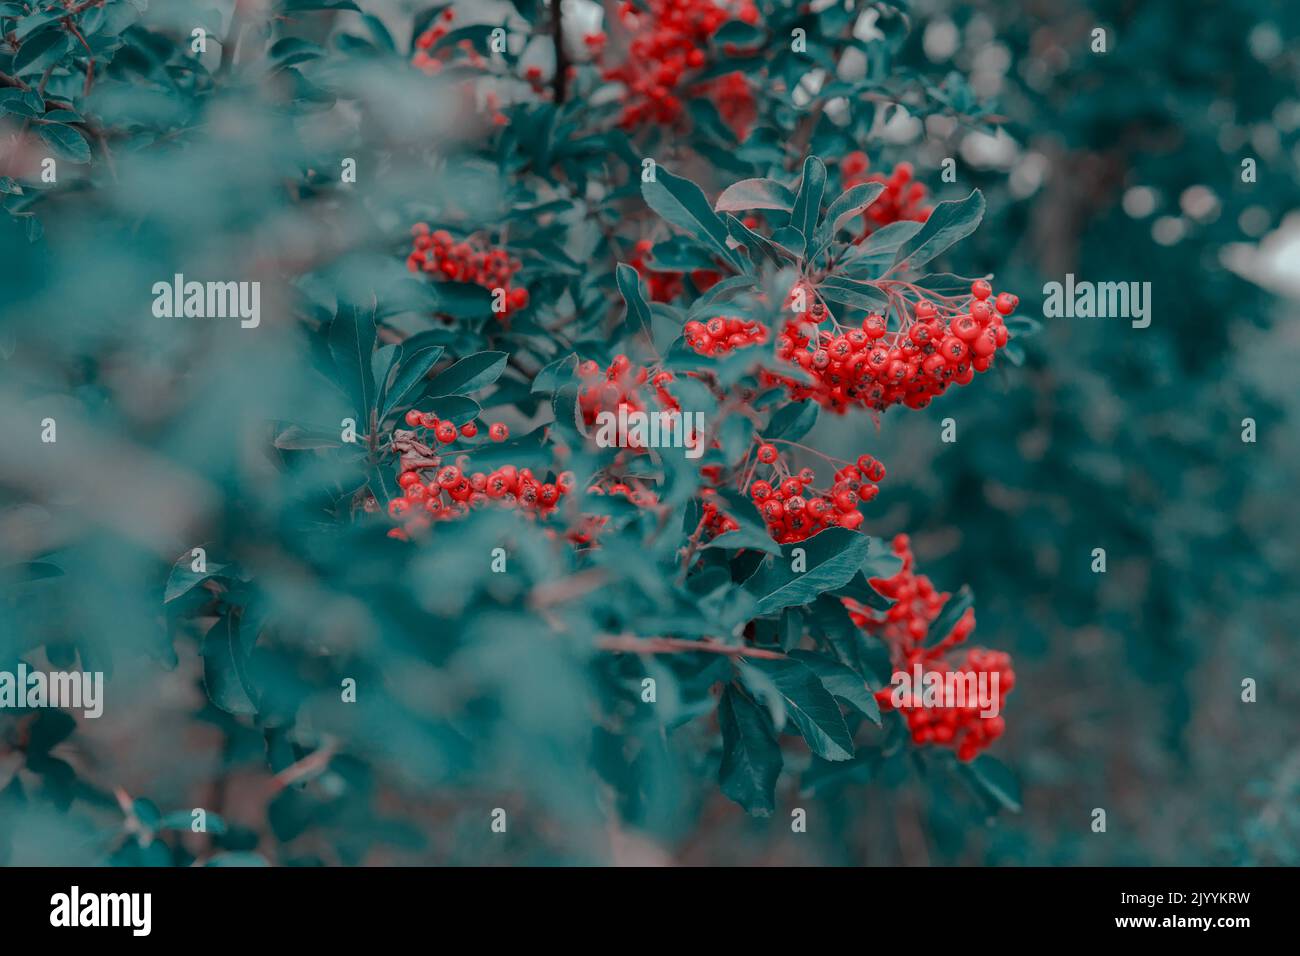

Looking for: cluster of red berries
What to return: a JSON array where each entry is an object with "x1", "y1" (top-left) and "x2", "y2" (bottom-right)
[
  {"x1": 841, "y1": 154, "x2": 932, "y2": 236},
  {"x1": 576, "y1": 354, "x2": 679, "y2": 430},
  {"x1": 412, "y1": 10, "x2": 512, "y2": 124},
  {"x1": 761, "y1": 279, "x2": 1018, "y2": 413},
  {"x1": 847, "y1": 534, "x2": 1014, "y2": 762},
  {"x1": 406, "y1": 224, "x2": 529, "y2": 321},
  {"x1": 388, "y1": 462, "x2": 572, "y2": 539},
  {"x1": 402, "y1": 408, "x2": 509, "y2": 445},
  {"x1": 413, "y1": 9, "x2": 488, "y2": 74},
  {"x1": 603, "y1": 0, "x2": 759, "y2": 137},
  {"x1": 699, "y1": 444, "x2": 884, "y2": 544},
  {"x1": 386, "y1": 410, "x2": 563, "y2": 539},
  {"x1": 684, "y1": 315, "x2": 769, "y2": 355}
]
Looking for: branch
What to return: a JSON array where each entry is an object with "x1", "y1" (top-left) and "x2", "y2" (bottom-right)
[
  {"x1": 217, "y1": 1, "x2": 246, "y2": 77},
  {"x1": 550, "y1": 0, "x2": 568, "y2": 104},
  {"x1": 596, "y1": 635, "x2": 787, "y2": 660},
  {"x1": 270, "y1": 739, "x2": 339, "y2": 794}
]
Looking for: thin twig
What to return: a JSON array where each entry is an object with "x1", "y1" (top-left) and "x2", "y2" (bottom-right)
[
  {"x1": 550, "y1": 0, "x2": 568, "y2": 104},
  {"x1": 596, "y1": 635, "x2": 786, "y2": 659}
]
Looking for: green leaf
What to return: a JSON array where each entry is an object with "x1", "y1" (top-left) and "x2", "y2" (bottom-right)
[
  {"x1": 892, "y1": 189, "x2": 985, "y2": 272},
  {"x1": 741, "y1": 657, "x2": 854, "y2": 761},
  {"x1": 36, "y1": 108, "x2": 82, "y2": 123},
  {"x1": 765, "y1": 400, "x2": 818, "y2": 442},
  {"x1": 369, "y1": 460, "x2": 401, "y2": 505},
  {"x1": 329, "y1": 300, "x2": 378, "y2": 419},
  {"x1": 924, "y1": 584, "x2": 973, "y2": 646},
  {"x1": 380, "y1": 343, "x2": 445, "y2": 421},
  {"x1": 616, "y1": 263, "x2": 652, "y2": 338},
  {"x1": 702, "y1": 488, "x2": 781, "y2": 556},
  {"x1": 201, "y1": 613, "x2": 258, "y2": 717},
  {"x1": 723, "y1": 214, "x2": 794, "y2": 268},
  {"x1": 745, "y1": 528, "x2": 873, "y2": 616},
  {"x1": 817, "y1": 275, "x2": 889, "y2": 313},
  {"x1": 642, "y1": 167, "x2": 745, "y2": 271},
  {"x1": 960, "y1": 755, "x2": 1022, "y2": 812},
  {"x1": 35, "y1": 123, "x2": 90, "y2": 163},
  {"x1": 13, "y1": 26, "x2": 67, "y2": 75},
  {"x1": 0, "y1": 89, "x2": 42, "y2": 118},
  {"x1": 29, "y1": 709, "x2": 76, "y2": 755},
  {"x1": 531, "y1": 352, "x2": 577, "y2": 394},
  {"x1": 425, "y1": 394, "x2": 480, "y2": 424},
  {"x1": 916, "y1": 273, "x2": 981, "y2": 296},
  {"x1": 425, "y1": 351, "x2": 507, "y2": 395},
  {"x1": 714, "y1": 177, "x2": 795, "y2": 213},
  {"x1": 268, "y1": 37, "x2": 326, "y2": 68},
  {"x1": 283, "y1": 0, "x2": 360, "y2": 10},
  {"x1": 839, "y1": 220, "x2": 924, "y2": 276},
  {"x1": 164, "y1": 553, "x2": 229, "y2": 603},
  {"x1": 811, "y1": 182, "x2": 884, "y2": 260},
  {"x1": 788, "y1": 650, "x2": 880, "y2": 725},
  {"x1": 790, "y1": 156, "x2": 826, "y2": 257},
  {"x1": 718, "y1": 684, "x2": 783, "y2": 816}
]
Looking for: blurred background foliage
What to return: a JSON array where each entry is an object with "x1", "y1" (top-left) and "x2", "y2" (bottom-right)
[{"x1": 1, "y1": 0, "x2": 1297, "y2": 865}]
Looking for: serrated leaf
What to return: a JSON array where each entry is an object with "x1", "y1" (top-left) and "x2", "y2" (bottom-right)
[
  {"x1": 745, "y1": 528, "x2": 872, "y2": 616},
  {"x1": 892, "y1": 189, "x2": 985, "y2": 272},
  {"x1": 741, "y1": 657, "x2": 854, "y2": 761},
  {"x1": 642, "y1": 167, "x2": 745, "y2": 271},
  {"x1": 425, "y1": 351, "x2": 507, "y2": 395},
  {"x1": 718, "y1": 684, "x2": 783, "y2": 816},
  {"x1": 714, "y1": 177, "x2": 795, "y2": 213},
  {"x1": 788, "y1": 650, "x2": 880, "y2": 725}
]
